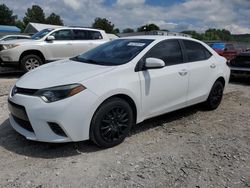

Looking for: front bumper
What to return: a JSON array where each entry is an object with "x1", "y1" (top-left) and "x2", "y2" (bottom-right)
[
  {"x1": 0, "y1": 49, "x2": 20, "y2": 67},
  {"x1": 8, "y1": 89, "x2": 99, "y2": 143}
]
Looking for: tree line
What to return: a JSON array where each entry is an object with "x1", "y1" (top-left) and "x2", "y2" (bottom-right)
[
  {"x1": 0, "y1": 3, "x2": 249, "y2": 42},
  {"x1": 0, "y1": 3, "x2": 161, "y2": 34},
  {"x1": 0, "y1": 4, "x2": 63, "y2": 31}
]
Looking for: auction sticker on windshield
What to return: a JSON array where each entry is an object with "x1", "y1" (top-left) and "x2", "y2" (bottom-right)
[{"x1": 127, "y1": 42, "x2": 146, "y2": 47}]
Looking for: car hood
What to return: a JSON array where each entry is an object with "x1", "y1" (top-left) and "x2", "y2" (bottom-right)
[
  {"x1": 0, "y1": 39, "x2": 34, "y2": 45},
  {"x1": 16, "y1": 59, "x2": 116, "y2": 89}
]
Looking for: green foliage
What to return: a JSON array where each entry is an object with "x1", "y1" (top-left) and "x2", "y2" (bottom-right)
[
  {"x1": 23, "y1": 5, "x2": 46, "y2": 27},
  {"x1": 92, "y1": 17, "x2": 115, "y2": 33},
  {"x1": 0, "y1": 4, "x2": 17, "y2": 25},
  {"x1": 182, "y1": 28, "x2": 232, "y2": 41},
  {"x1": 137, "y1": 23, "x2": 160, "y2": 32},
  {"x1": 46, "y1": 13, "x2": 63, "y2": 25},
  {"x1": 231, "y1": 34, "x2": 250, "y2": 43},
  {"x1": 123, "y1": 28, "x2": 134, "y2": 33},
  {"x1": 181, "y1": 30, "x2": 203, "y2": 40},
  {"x1": 114, "y1": 28, "x2": 120, "y2": 34},
  {"x1": 15, "y1": 20, "x2": 25, "y2": 32}
]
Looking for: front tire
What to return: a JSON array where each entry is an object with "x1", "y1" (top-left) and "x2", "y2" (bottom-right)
[
  {"x1": 90, "y1": 98, "x2": 134, "y2": 148},
  {"x1": 20, "y1": 54, "x2": 42, "y2": 72},
  {"x1": 204, "y1": 81, "x2": 224, "y2": 110}
]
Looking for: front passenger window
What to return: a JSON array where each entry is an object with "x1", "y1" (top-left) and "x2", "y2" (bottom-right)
[
  {"x1": 51, "y1": 30, "x2": 72, "y2": 40},
  {"x1": 145, "y1": 40, "x2": 183, "y2": 65}
]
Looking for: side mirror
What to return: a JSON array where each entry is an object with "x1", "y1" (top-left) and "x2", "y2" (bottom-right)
[
  {"x1": 224, "y1": 48, "x2": 228, "y2": 52},
  {"x1": 144, "y1": 58, "x2": 165, "y2": 69},
  {"x1": 46, "y1": 36, "x2": 55, "y2": 41}
]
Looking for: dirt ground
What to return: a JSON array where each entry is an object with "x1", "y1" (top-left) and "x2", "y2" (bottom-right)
[{"x1": 0, "y1": 74, "x2": 249, "y2": 188}]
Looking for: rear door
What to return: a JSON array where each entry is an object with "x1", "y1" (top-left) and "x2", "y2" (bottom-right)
[
  {"x1": 181, "y1": 40, "x2": 217, "y2": 105},
  {"x1": 138, "y1": 39, "x2": 189, "y2": 118},
  {"x1": 72, "y1": 29, "x2": 105, "y2": 56}
]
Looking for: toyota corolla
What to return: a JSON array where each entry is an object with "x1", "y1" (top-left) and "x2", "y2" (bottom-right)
[{"x1": 8, "y1": 36, "x2": 230, "y2": 148}]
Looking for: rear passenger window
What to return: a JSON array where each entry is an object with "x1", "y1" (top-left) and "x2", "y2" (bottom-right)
[
  {"x1": 145, "y1": 40, "x2": 183, "y2": 65},
  {"x1": 72, "y1": 30, "x2": 103, "y2": 40},
  {"x1": 73, "y1": 30, "x2": 88, "y2": 40},
  {"x1": 88, "y1": 31, "x2": 103, "y2": 40},
  {"x1": 183, "y1": 40, "x2": 212, "y2": 62}
]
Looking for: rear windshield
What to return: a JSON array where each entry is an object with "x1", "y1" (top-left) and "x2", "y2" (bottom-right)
[{"x1": 71, "y1": 39, "x2": 154, "y2": 66}]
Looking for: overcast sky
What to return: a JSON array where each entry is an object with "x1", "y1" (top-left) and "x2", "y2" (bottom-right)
[{"x1": 2, "y1": 0, "x2": 250, "y2": 34}]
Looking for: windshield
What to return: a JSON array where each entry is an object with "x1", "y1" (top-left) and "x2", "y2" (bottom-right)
[
  {"x1": 71, "y1": 39, "x2": 154, "y2": 66},
  {"x1": 31, "y1": 28, "x2": 54, "y2": 40}
]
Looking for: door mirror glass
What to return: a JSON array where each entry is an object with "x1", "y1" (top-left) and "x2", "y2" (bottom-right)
[
  {"x1": 145, "y1": 58, "x2": 165, "y2": 69},
  {"x1": 46, "y1": 35, "x2": 55, "y2": 41}
]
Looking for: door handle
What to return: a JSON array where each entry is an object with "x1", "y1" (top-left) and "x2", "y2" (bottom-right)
[
  {"x1": 210, "y1": 64, "x2": 216, "y2": 69},
  {"x1": 178, "y1": 69, "x2": 188, "y2": 76},
  {"x1": 66, "y1": 43, "x2": 72, "y2": 45}
]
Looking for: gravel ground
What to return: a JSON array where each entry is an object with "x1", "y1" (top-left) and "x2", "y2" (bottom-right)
[{"x1": 0, "y1": 75, "x2": 249, "y2": 188}]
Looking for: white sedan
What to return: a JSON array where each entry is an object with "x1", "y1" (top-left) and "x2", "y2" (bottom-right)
[{"x1": 8, "y1": 36, "x2": 230, "y2": 148}]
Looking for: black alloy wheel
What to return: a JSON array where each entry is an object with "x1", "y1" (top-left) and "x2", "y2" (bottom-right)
[
  {"x1": 90, "y1": 98, "x2": 133, "y2": 148},
  {"x1": 100, "y1": 107, "x2": 130, "y2": 142},
  {"x1": 204, "y1": 81, "x2": 224, "y2": 110}
]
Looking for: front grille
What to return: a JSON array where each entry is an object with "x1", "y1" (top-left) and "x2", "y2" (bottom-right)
[
  {"x1": 14, "y1": 87, "x2": 38, "y2": 96},
  {"x1": 12, "y1": 115, "x2": 34, "y2": 132},
  {"x1": 8, "y1": 100, "x2": 29, "y2": 121},
  {"x1": 8, "y1": 100, "x2": 34, "y2": 132}
]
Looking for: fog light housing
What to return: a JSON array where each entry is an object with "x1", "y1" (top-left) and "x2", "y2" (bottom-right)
[{"x1": 48, "y1": 122, "x2": 67, "y2": 137}]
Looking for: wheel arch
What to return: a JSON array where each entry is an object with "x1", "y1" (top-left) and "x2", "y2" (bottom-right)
[
  {"x1": 205, "y1": 76, "x2": 226, "y2": 102},
  {"x1": 94, "y1": 94, "x2": 138, "y2": 124},
  {"x1": 19, "y1": 50, "x2": 45, "y2": 66},
  {"x1": 216, "y1": 76, "x2": 226, "y2": 87}
]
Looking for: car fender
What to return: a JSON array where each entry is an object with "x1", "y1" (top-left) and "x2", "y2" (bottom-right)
[{"x1": 91, "y1": 88, "x2": 142, "y2": 124}]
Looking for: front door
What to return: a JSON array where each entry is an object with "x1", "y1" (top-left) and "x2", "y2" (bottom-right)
[
  {"x1": 44, "y1": 29, "x2": 75, "y2": 60},
  {"x1": 138, "y1": 39, "x2": 189, "y2": 118}
]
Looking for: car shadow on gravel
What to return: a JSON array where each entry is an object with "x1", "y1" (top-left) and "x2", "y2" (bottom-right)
[
  {"x1": 131, "y1": 104, "x2": 201, "y2": 135},
  {"x1": 0, "y1": 119, "x2": 102, "y2": 159},
  {"x1": 0, "y1": 71, "x2": 23, "y2": 78},
  {"x1": 0, "y1": 104, "x2": 201, "y2": 159}
]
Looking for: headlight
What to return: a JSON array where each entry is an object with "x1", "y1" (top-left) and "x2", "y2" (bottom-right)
[
  {"x1": 2, "y1": 44, "x2": 19, "y2": 50},
  {"x1": 35, "y1": 84, "x2": 86, "y2": 103}
]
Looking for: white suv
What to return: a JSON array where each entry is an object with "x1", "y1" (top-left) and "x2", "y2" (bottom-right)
[{"x1": 0, "y1": 27, "x2": 110, "y2": 72}]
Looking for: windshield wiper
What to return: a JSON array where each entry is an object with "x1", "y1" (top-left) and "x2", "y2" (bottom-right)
[
  {"x1": 70, "y1": 56, "x2": 79, "y2": 61},
  {"x1": 84, "y1": 59, "x2": 99, "y2": 64},
  {"x1": 70, "y1": 57, "x2": 100, "y2": 64}
]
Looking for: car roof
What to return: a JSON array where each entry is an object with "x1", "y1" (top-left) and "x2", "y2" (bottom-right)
[
  {"x1": 53, "y1": 27, "x2": 105, "y2": 32},
  {"x1": 121, "y1": 35, "x2": 198, "y2": 41}
]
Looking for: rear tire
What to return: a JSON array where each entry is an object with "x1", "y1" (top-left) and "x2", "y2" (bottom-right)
[
  {"x1": 90, "y1": 98, "x2": 133, "y2": 148},
  {"x1": 204, "y1": 81, "x2": 224, "y2": 110},
  {"x1": 20, "y1": 54, "x2": 42, "y2": 72}
]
